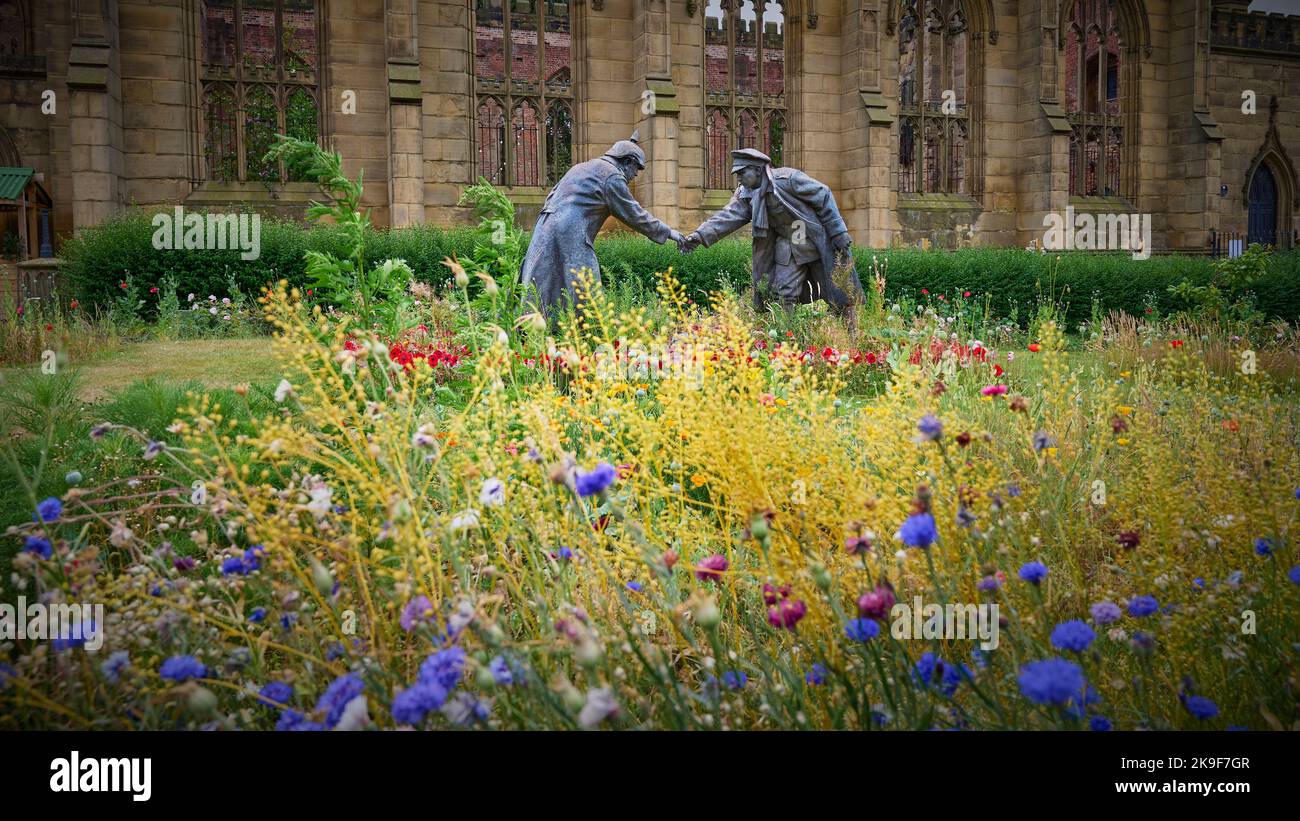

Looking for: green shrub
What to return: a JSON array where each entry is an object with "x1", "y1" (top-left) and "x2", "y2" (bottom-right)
[{"x1": 58, "y1": 210, "x2": 1300, "y2": 326}]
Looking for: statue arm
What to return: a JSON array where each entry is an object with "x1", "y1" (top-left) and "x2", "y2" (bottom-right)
[
  {"x1": 602, "y1": 174, "x2": 673, "y2": 243},
  {"x1": 693, "y1": 190, "x2": 753, "y2": 247}
]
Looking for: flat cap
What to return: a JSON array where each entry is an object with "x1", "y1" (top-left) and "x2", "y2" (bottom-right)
[{"x1": 731, "y1": 148, "x2": 772, "y2": 172}]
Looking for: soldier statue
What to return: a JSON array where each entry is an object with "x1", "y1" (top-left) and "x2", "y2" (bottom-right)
[
  {"x1": 680, "y1": 148, "x2": 863, "y2": 313},
  {"x1": 520, "y1": 132, "x2": 685, "y2": 316}
]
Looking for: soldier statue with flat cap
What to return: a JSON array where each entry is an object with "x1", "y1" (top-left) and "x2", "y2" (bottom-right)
[
  {"x1": 680, "y1": 148, "x2": 863, "y2": 313},
  {"x1": 520, "y1": 131, "x2": 686, "y2": 316}
]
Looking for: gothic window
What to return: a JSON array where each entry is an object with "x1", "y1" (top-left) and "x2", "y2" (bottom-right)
[
  {"x1": 200, "y1": 0, "x2": 321, "y2": 183},
  {"x1": 1064, "y1": 0, "x2": 1124, "y2": 197},
  {"x1": 474, "y1": 0, "x2": 573, "y2": 187},
  {"x1": 897, "y1": 0, "x2": 969, "y2": 195},
  {"x1": 704, "y1": 0, "x2": 786, "y2": 189}
]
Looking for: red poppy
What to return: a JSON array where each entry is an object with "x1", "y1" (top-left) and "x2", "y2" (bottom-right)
[
  {"x1": 149, "y1": 287, "x2": 159, "y2": 294},
  {"x1": 1170, "y1": 339, "x2": 1184, "y2": 349},
  {"x1": 45, "y1": 323, "x2": 53, "y2": 331},
  {"x1": 921, "y1": 288, "x2": 929, "y2": 295},
  {"x1": 70, "y1": 300, "x2": 78, "y2": 309},
  {"x1": 119, "y1": 282, "x2": 127, "y2": 289},
  {"x1": 993, "y1": 363, "x2": 1004, "y2": 377},
  {"x1": 963, "y1": 291, "x2": 971, "y2": 298},
  {"x1": 1027, "y1": 343, "x2": 1041, "y2": 353}
]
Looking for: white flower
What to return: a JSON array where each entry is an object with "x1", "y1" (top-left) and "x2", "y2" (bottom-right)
[
  {"x1": 109, "y1": 519, "x2": 134, "y2": 547},
  {"x1": 333, "y1": 695, "x2": 372, "y2": 731},
  {"x1": 209, "y1": 306, "x2": 218, "y2": 315},
  {"x1": 578, "y1": 687, "x2": 619, "y2": 728},
  {"x1": 187, "y1": 293, "x2": 195, "y2": 302},
  {"x1": 209, "y1": 295, "x2": 216, "y2": 302},
  {"x1": 479, "y1": 477, "x2": 505, "y2": 507},
  {"x1": 222, "y1": 297, "x2": 231, "y2": 305},
  {"x1": 222, "y1": 314, "x2": 231, "y2": 321},
  {"x1": 274, "y1": 379, "x2": 294, "y2": 403},
  {"x1": 449, "y1": 509, "x2": 480, "y2": 532},
  {"x1": 306, "y1": 482, "x2": 333, "y2": 517}
]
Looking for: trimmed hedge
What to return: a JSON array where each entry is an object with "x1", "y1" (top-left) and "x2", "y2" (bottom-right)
[{"x1": 58, "y1": 209, "x2": 1299, "y2": 326}]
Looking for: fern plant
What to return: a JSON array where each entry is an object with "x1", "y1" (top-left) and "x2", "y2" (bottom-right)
[{"x1": 264, "y1": 135, "x2": 414, "y2": 335}]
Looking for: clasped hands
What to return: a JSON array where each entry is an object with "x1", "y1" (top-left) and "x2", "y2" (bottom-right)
[{"x1": 668, "y1": 229, "x2": 702, "y2": 254}]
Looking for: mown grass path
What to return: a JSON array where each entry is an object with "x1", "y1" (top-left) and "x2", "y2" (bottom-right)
[{"x1": 65, "y1": 338, "x2": 284, "y2": 402}]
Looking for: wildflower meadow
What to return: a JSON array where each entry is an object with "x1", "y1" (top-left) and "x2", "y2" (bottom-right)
[{"x1": 2, "y1": 140, "x2": 1298, "y2": 734}]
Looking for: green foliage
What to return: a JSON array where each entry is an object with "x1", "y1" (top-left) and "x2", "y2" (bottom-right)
[{"x1": 265, "y1": 135, "x2": 415, "y2": 335}]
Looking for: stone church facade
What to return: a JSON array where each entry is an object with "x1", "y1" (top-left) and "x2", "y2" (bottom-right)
[{"x1": 1, "y1": 0, "x2": 1298, "y2": 257}]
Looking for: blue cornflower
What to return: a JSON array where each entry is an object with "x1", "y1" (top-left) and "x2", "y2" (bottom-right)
[
  {"x1": 970, "y1": 647, "x2": 989, "y2": 670},
  {"x1": 23, "y1": 536, "x2": 52, "y2": 560},
  {"x1": 326, "y1": 642, "x2": 346, "y2": 661},
  {"x1": 806, "y1": 663, "x2": 828, "y2": 686},
  {"x1": 626, "y1": 580, "x2": 643, "y2": 592},
  {"x1": 913, "y1": 652, "x2": 943, "y2": 689},
  {"x1": 1018, "y1": 657, "x2": 1086, "y2": 706},
  {"x1": 1192, "y1": 577, "x2": 1205, "y2": 591},
  {"x1": 917, "y1": 414, "x2": 943, "y2": 441},
  {"x1": 940, "y1": 662, "x2": 973, "y2": 696},
  {"x1": 1051, "y1": 619, "x2": 1096, "y2": 653},
  {"x1": 574, "y1": 462, "x2": 617, "y2": 497},
  {"x1": 276, "y1": 709, "x2": 325, "y2": 732},
  {"x1": 1254, "y1": 537, "x2": 1274, "y2": 557},
  {"x1": 1090, "y1": 716, "x2": 1112, "y2": 731},
  {"x1": 159, "y1": 655, "x2": 207, "y2": 682},
  {"x1": 1289, "y1": 565, "x2": 1300, "y2": 585},
  {"x1": 489, "y1": 655, "x2": 514, "y2": 686},
  {"x1": 554, "y1": 545, "x2": 575, "y2": 561},
  {"x1": 279, "y1": 613, "x2": 297, "y2": 631},
  {"x1": 1032, "y1": 431, "x2": 1055, "y2": 452},
  {"x1": 442, "y1": 691, "x2": 491, "y2": 725},
  {"x1": 1127, "y1": 595, "x2": 1159, "y2": 617},
  {"x1": 316, "y1": 672, "x2": 365, "y2": 728},
  {"x1": 419, "y1": 646, "x2": 467, "y2": 690},
  {"x1": 1006, "y1": 483, "x2": 1022, "y2": 498},
  {"x1": 1183, "y1": 694, "x2": 1219, "y2": 720},
  {"x1": 100, "y1": 651, "x2": 130, "y2": 684},
  {"x1": 35, "y1": 497, "x2": 62, "y2": 522},
  {"x1": 721, "y1": 670, "x2": 747, "y2": 690},
  {"x1": 391, "y1": 682, "x2": 448, "y2": 725},
  {"x1": 221, "y1": 545, "x2": 265, "y2": 576},
  {"x1": 258, "y1": 681, "x2": 294, "y2": 708},
  {"x1": 0, "y1": 662, "x2": 15, "y2": 691},
  {"x1": 247, "y1": 607, "x2": 267, "y2": 623},
  {"x1": 898, "y1": 512, "x2": 937, "y2": 549},
  {"x1": 1090, "y1": 600, "x2": 1122, "y2": 625},
  {"x1": 1018, "y1": 561, "x2": 1049, "y2": 584},
  {"x1": 53, "y1": 619, "x2": 97, "y2": 651},
  {"x1": 844, "y1": 618, "x2": 880, "y2": 641}
]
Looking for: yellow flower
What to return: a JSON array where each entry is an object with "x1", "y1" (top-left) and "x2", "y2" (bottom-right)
[
  {"x1": 1116, "y1": 437, "x2": 1129, "y2": 446},
  {"x1": 691, "y1": 474, "x2": 707, "y2": 488},
  {"x1": 1117, "y1": 405, "x2": 1133, "y2": 416}
]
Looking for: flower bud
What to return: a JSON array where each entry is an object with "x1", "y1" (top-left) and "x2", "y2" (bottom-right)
[
  {"x1": 186, "y1": 685, "x2": 218, "y2": 716},
  {"x1": 310, "y1": 557, "x2": 334, "y2": 596},
  {"x1": 811, "y1": 562, "x2": 832, "y2": 591},
  {"x1": 693, "y1": 596, "x2": 722, "y2": 629}
]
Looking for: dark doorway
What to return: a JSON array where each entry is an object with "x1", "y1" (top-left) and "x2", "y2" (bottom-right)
[{"x1": 1247, "y1": 163, "x2": 1277, "y2": 246}]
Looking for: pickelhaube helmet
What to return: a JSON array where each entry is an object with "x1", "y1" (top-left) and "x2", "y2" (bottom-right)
[{"x1": 604, "y1": 130, "x2": 647, "y2": 169}]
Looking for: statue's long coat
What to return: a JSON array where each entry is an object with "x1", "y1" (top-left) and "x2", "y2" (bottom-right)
[
  {"x1": 520, "y1": 156, "x2": 673, "y2": 314},
  {"x1": 693, "y1": 167, "x2": 863, "y2": 312}
]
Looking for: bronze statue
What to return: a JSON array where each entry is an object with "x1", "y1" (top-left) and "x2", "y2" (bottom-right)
[
  {"x1": 520, "y1": 132, "x2": 685, "y2": 316},
  {"x1": 681, "y1": 148, "x2": 862, "y2": 313}
]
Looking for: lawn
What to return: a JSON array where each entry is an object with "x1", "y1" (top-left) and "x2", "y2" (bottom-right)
[{"x1": 63, "y1": 338, "x2": 284, "y2": 402}]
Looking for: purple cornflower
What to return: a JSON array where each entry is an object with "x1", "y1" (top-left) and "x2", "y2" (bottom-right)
[
  {"x1": 257, "y1": 681, "x2": 294, "y2": 708},
  {"x1": 316, "y1": 672, "x2": 365, "y2": 728},
  {"x1": 400, "y1": 595, "x2": 434, "y2": 632},
  {"x1": 844, "y1": 617, "x2": 881, "y2": 642},
  {"x1": 917, "y1": 414, "x2": 943, "y2": 441},
  {"x1": 1254, "y1": 537, "x2": 1274, "y2": 557},
  {"x1": 1182, "y1": 694, "x2": 1219, "y2": 720},
  {"x1": 35, "y1": 497, "x2": 62, "y2": 523},
  {"x1": 1090, "y1": 600, "x2": 1122, "y2": 625},
  {"x1": 574, "y1": 462, "x2": 617, "y2": 497}
]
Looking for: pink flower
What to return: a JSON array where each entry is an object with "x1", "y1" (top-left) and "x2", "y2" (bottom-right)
[
  {"x1": 695, "y1": 553, "x2": 729, "y2": 582},
  {"x1": 981, "y1": 384, "x2": 1008, "y2": 397},
  {"x1": 857, "y1": 585, "x2": 896, "y2": 620},
  {"x1": 767, "y1": 598, "x2": 807, "y2": 630}
]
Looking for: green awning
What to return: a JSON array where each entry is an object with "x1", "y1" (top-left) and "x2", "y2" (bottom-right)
[{"x1": 0, "y1": 167, "x2": 35, "y2": 201}]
